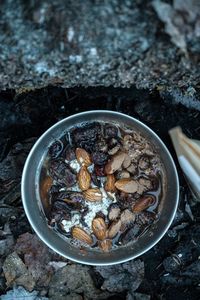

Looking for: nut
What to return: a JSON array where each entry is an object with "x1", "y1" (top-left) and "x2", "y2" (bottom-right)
[
  {"x1": 77, "y1": 166, "x2": 91, "y2": 191},
  {"x1": 138, "y1": 155, "x2": 150, "y2": 170},
  {"x1": 116, "y1": 170, "x2": 130, "y2": 179},
  {"x1": 75, "y1": 148, "x2": 92, "y2": 166},
  {"x1": 92, "y1": 217, "x2": 107, "y2": 240},
  {"x1": 120, "y1": 209, "x2": 135, "y2": 224},
  {"x1": 98, "y1": 239, "x2": 112, "y2": 252},
  {"x1": 105, "y1": 152, "x2": 126, "y2": 174},
  {"x1": 123, "y1": 135, "x2": 134, "y2": 150},
  {"x1": 126, "y1": 164, "x2": 137, "y2": 174},
  {"x1": 122, "y1": 154, "x2": 131, "y2": 168},
  {"x1": 72, "y1": 227, "x2": 93, "y2": 245},
  {"x1": 108, "y1": 219, "x2": 122, "y2": 239},
  {"x1": 104, "y1": 174, "x2": 116, "y2": 192},
  {"x1": 108, "y1": 204, "x2": 121, "y2": 221},
  {"x1": 132, "y1": 195, "x2": 156, "y2": 212},
  {"x1": 83, "y1": 188, "x2": 102, "y2": 202},
  {"x1": 108, "y1": 144, "x2": 120, "y2": 155},
  {"x1": 120, "y1": 209, "x2": 136, "y2": 231},
  {"x1": 115, "y1": 178, "x2": 139, "y2": 193}
]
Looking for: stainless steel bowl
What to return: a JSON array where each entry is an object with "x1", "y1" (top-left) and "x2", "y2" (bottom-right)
[{"x1": 21, "y1": 110, "x2": 179, "y2": 265}]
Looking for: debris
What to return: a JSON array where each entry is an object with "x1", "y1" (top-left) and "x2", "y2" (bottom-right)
[
  {"x1": 0, "y1": 223, "x2": 14, "y2": 257},
  {"x1": 152, "y1": 0, "x2": 187, "y2": 53},
  {"x1": 126, "y1": 292, "x2": 151, "y2": 300},
  {"x1": 1, "y1": 286, "x2": 48, "y2": 300},
  {"x1": 2, "y1": 252, "x2": 35, "y2": 291},
  {"x1": 163, "y1": 225, "x2": 200, "y2": 273},
  {"x1": 48, "y1": 261, "x2": 68, "y2": 271},
  {"x1": 49, "y1": 264, "x2": 110, "y2": 299},
  {"x1": 0, "y1": 139, "x2": 36, "y2": 182},
  {"x1": 185, "y1": 202, "x2": 194, "y2": 221},
  {"x1": 95, "y1": 260, "x2": 144, "y2": 293},
  {"x1": 14, "y1": 232, "x2": 66, "y2": 289}
]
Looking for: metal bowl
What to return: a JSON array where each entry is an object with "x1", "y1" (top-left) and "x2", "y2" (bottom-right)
[{"x1": 21, "y1": 110, "x2": 179, "y2": 265}]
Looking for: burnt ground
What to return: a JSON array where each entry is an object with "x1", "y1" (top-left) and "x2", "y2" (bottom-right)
[
  {"x1": 0, "y1": 0, "x2": 200, "y2": 100},
  {"x1": 0, "y1": 86, "x2": 200, "y2": 300}
]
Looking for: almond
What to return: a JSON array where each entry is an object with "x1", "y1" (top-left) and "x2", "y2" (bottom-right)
[
  {"x1": 122, "y1": 154, "x2": 131, "y2": 168},
  {"x1": 98, "y1": 239, "x2": 112, "y2": 252},
  {"x1": 116, "y1": 170, "x2": 130, "y2": 179},
  {"x1": 83, "y1": 188, "x2": 102, "y2": 202},
  {"x1": 108, "y1": 219, "x2": 122, "y2": 239},
  {"x1": 105, "y1": 152, "x2": 126, "y2": 174},
  {"x1": 104, "y1": 174, "x2": 116, "y2": 192},
  {"x1": 92, "y1": 217, "x2": 107, "y2": 240},
  {"x1": 132, "y1": 195, "x2": 156, "y2": 212},
  {"x1": 75, "y1": 148, "x2": 92, "y2": 166},
  {"x1": 77, "y1": 166, "x2": 91, "y2": 191},
  {"x1": 115, "y1": 178, "x2": 139, "y2": 193},
  {"x1": 72, "y1": 227, "x2": 93, "y2": 245}
]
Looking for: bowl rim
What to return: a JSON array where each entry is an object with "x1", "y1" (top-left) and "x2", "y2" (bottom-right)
[{"x1": 21, "y1": 110, "x2": 179, "y2": 265}]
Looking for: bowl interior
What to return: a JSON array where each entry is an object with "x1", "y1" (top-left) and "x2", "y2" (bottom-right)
[{"x1": 22, "y1": 111, "x2": 179, "y2": 265}]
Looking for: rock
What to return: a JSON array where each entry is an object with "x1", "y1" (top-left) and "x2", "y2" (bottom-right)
[
  {"x1": 95, "y1": 259, "x2": 144, "y2": 293},
  {"x1": 161, "y1": 260, "x2": 200, "y2": 287},
  {"x1": 65, "y1": 294, "x2": 83, "y2": 300},
  {"x1": 126, "y1": 292, "x2": 151, "y2": 300},
  {"x1": 163, "y1": 225, "x2": 200, "y2": 273},
  {"x1": 0, "y1": 276, "x2": 6, "y2": 295},
  {"x1": 0, "y1": 205, "x2": 21, "y2": 224},
  {"x1": 1, "y1": 286, "x2": 48, "y2": 300},
  {"x1": 2, "y1": 252, "x2": 35, "y2": 291},
  {"x1": 49, "y1": 264, "x2": 110, "y2": 300},
  {"x1": 14, "y1": 232, "x2": 66, "y2": 289},
  {"x1": 153, "y1": 0, "x2": 200, "y2": 53},
  {"x1": 0, "y1": 223, "x2": 14, "y2": 257},
  {"x1": 0, "y1": 139, "x2": 36, "y2": 182}
]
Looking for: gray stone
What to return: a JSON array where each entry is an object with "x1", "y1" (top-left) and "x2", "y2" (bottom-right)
[
  {"x1": 2, "y1": 252, "x2": 35, "y2": 291},
  {"x1": 49, "y1": 264, "x2": 109, "y2": 300},
  {"x1": 95, "y1": 259, "x2": 144, "y2": 293}
]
